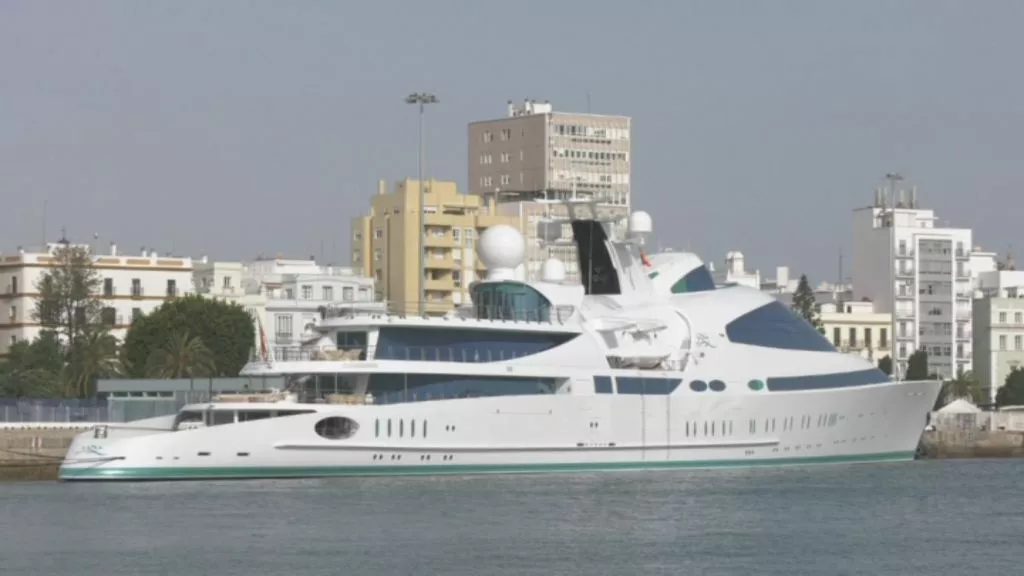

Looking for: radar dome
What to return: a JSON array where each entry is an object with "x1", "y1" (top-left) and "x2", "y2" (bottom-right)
[
  {"x1": 540, "y1": 258, "x2": 566, "y2": 283},
  {"x1": 477, "y1": 224, "x2": 526, "y2": 272},
  {"x1": 629, "y1": 211, "x2": 653, "y2": 236}
]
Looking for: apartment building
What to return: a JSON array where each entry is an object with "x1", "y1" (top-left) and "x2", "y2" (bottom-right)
[
  {"x1": 351, "y1": 178, "x2": 519, "y2": 316},
  {"x1": 852, "y1": 187, "x2": 974, "y2": 379},
  {"x1": 972, "y1": 268, "x2": 1024, "y2": 403},
  {"x1": 468, "y1": 99, "x2": 632, "y2": 282},
  {"x1": 0, "y1": 241, "x2": 193, "y2": 355},
  {"x1": 194, "y1": 257, "x2": 380, "y2": 356},
  {"x1": 820, "y1": 301, "x2": 892, "y2": 362}
]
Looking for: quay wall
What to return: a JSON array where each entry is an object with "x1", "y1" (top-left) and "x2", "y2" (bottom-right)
[{"x1": 0, "y1": 425, "x2": 88, "y2": 482}]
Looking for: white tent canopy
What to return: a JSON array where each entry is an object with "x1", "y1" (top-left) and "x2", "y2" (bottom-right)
[{"x1": 937, "y1": 398, "x2": 982, "y2": 414}]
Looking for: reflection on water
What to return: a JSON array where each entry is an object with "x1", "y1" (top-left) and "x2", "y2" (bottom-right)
[{"x1": 0, "y1": 460, "x2": 1020, "y2": 576}]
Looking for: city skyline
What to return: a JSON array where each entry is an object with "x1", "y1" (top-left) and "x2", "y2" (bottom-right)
[{"x1": 1, "y1": 2, "x2": 1022, "y2": 282}]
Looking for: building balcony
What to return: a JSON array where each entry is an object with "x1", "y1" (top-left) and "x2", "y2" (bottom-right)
[
  {"x1": 895, "y1": 268, "x2": 915, "y2": 278},
  {"x1": 423, "y1": 235, "x2": 457, "y2": 248},
  {"x1": 425, "y1": 256, "x2": 458, "y2": 270},
  {"x1": 895, "y1": 250, "x2": 915, "y2": 258},
  {"x1": 955, "y1": 310, "x2": 972, "y2": 321},
  {"x1": 956, "y1": 331, "x2": 972, "y2": 340},
  {"x1": 955, "y1": 249, "x2": 969, "y2": 260},
  {"x1": 423, "y1": 277, "x2": 454, "y2": 291}
]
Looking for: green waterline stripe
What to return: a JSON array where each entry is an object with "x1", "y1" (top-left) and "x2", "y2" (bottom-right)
[{"x1": 59, "y1": 451, "x2": 915, "y2": 480}]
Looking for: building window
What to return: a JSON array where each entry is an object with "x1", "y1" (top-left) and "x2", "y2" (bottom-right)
[
  {"x1": 453, "y1": 228, "x2": 461, "y2": 243},
  {"x1": 1017, "y1": 312, "x2": 1023, "y2": 324},
  {"x1": 103, "y1": 278, "x2": 114, "y2": 296},
  {"x1": 275, "y1": 315, "x2": 293, "y2": 338},
  {"x1": 880, "y1": 328, "x2": 888, "y2": 349},
  {"x1": 131, "y1": 278, "x2": 142, "y2": 297},
  {"x1": 500, "y1": 174, "x2": 510, "y2": 185},
  {"x1": 482, "y1": 131, "x2": 492, "y2": 143},
  {"x1": 1017, "y1": 336, "x2": 1023, "y2": 351},
  {"x1": 8, "y1": 305, "x2": 16, "y2": 321},
  {"x1": 342, "y1": 287, "x2": 354, "y2": 301},
  {"x1": 10, "y1": 277, "x2": 17, "y2": 294},
  {"x1": 500, "y1": 128, "x2": 510, "y2": 140},
  {"x1": 999, "y1": 312, "x2": 1007, "y2": 324},
  {"x1": 999, "y1": 335, "x2": 1007, "y2": 351},
  {"x1": 453, "y1": 270, "x2": 462, "y2": 289},
  {"x1": 374, "y1": 249, "x2": 382, "y2": 262},
  {"x1": 285, "y1": 288, "x2": 294, "y2": 299},
  {"x1": 500, "y1": 152, "x2": 510, "y2": 163},
  {"x1": 166, "y1": 279, "x2": 177, "y2": 297},
  {"x1": 832, "y1": 327, "x2": 841, "y2": 347},
  {"x1": 864, "y1": 328, "x2": 873, "y2": 347},
  {"x1": 223, "y1": 276, "x2": 232, "y2": 289},
  {"x1": 848, "y1": 328, "x2": 857, "y2": 348},
  {"x1": 301, "y1": 285, "x2": 313, "y2": 300},
  {"x1": 101, "y1": 307, "x2": 116, "y2": 326}
]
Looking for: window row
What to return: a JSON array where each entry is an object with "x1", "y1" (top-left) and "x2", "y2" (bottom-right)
[
  {"x1": 374, "y1": 417, "x2": 428, "y2": 439},
  {"x1": 98, "y1": 277, "x2": 178, "y2": 297}
]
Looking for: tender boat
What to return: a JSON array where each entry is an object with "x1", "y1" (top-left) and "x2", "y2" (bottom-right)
[{"x1": 59, "y1": 202, "x2": 942, "y2": 481}]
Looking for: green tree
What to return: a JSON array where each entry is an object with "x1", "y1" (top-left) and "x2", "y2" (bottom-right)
[
  {"x1": 144, "y1": 331, "x2": 216, "y2": 378},
  {"x1": 0, "y1": 332, "x2": 65, "y2": 397},
  {"x1": 32, "y1": 243, "x2": 104, "y2": 358},
  {"x1": 122, "y1": 295, "x2": 255, "y2": 378},
  {"x1": 996, "y1": 367, "x2": 1024, "y2": 407},
  {"x1": 905, "y1": 349, "x2": 929, "y2": 381},
  {"x1": 948, "y1": 369, "x2": 984, "y2": 404},
  {"x1": 877, "y1": 355, "x2": 893, "y2": 376},
  {"x1": 791, "y1": 274, "x2": 823, "y2": 332},
  {"x1": 65, "y1": 327, "x2": 123, "y2": 397}
]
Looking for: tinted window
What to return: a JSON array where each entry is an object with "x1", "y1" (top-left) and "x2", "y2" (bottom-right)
[
  {"x1": 375, "y1": 327, "x2": 575, "y2": 362},
  {"x1": 367, "y1": 374, "x2": 556, "y2": 404},
  {"x1": 572, "y1": 220, "x2": 621, "y2": 295},
  {"x1": 671, "y1": 266, "x2": 715, "y2": 293},
  {"x1": 726, "y1": 301, "x2": 836, "y2": 352}
]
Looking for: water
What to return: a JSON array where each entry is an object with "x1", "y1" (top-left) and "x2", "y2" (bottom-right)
[{"x1": 1, "y1": 459, "x2": 1019, "y2": 575}]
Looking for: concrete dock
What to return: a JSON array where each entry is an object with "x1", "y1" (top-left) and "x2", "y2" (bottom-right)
[{"x1": 0, "y1": 424, "x2": 88, "y2": 482}]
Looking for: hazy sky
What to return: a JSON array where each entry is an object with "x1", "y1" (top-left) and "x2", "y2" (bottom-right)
[{"x1": 1, "y1": 1, "x2": 1021, "y2": 283}]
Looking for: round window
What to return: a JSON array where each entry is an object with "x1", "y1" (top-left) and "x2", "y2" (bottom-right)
[
  {"x1": 314, "y1": 416, "x2": 359, "y2": 440},
  {"x1": 708, "y1": 379, "x2": 726, "y2": 392},
  {"x1": 748, "y1": 379, "x2": 765, "y2": 391},
  {"x1": 689, "y1": 380, "x2": 708, "y2": 392}
]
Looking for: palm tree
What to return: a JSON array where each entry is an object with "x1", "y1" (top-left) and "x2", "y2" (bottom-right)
[
  {"x1": 145, "y1": 331, "x2": 216, "y2": 379},
  {"x1": 65, "y1": 328, "x2": 123, "y2": 397}
]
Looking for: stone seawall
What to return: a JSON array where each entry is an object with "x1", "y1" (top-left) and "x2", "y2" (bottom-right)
[
  {"x1": 918, "y1": 430, "x2": 1024, "y2": 459},
  {"x1": 0, "y1": 427, "x2": 83, "y2": 482}
]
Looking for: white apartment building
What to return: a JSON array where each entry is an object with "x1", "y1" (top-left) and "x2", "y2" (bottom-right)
[
  {"x1": 972, "y1": 267, "x2": 1024, "y2": 403},
  {"x1": 852, "y1": 187, "x2": 974, "y2": 379},
  {"x1": 0, "y1": 241, "x2": 193, "y2": 355},
  {"x1": 468, "y1": 99, "x2": 632, "y2": 282},
  {"x1": 194, "y1": 257, "x2": 382, "y2": 358}
]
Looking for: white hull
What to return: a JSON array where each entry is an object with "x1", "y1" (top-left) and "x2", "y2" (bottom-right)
[{"x1": 60, "y1": 378, "x2": 938, "y2": 481}]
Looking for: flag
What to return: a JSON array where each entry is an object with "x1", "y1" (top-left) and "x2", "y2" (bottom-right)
[
  {"x1": 256, "y1": 316, "x2": 270, "y2": 363},
  {"x1": 640, "y1": 248, "x2": 652, "y2": 268}
]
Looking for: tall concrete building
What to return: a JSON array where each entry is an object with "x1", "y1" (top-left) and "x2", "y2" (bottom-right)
[
  {"x1": 468, "y1": 99, "x2": 632, "y2": 283},
  {"x1": 852, "y1": 186, "x2": 974, "y2": 379},
  {"x1": 351, "y1": 179, "x2": 519, "y2": 316}
]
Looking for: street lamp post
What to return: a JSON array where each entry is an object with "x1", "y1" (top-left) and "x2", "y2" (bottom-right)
[
  {"x1": 405, "y1": 92, "x2": 439, "y2": 316},
  {"x1": 885, "y1": 172, "x2": 904, "y2": 380}
]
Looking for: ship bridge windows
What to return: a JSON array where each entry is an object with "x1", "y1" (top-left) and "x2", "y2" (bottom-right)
[
  {"x1": 366, "y1": 374, "x2": 557, "y2": 404},
  {"x1": 671, "y1": 266, "x2": 716, "y2": 293},
  {"x1": 335, "y1": 331, "x2": 368, "y2": 358},
  {"x1": 470, "y1": 281, "x2": 552, "y2": 322},
  {"x1": 374, "y1": 326, "x2": 576, "y2": 362},
  {"x1": 725, "y1": 301, "x2": 836, "y2": 352}
]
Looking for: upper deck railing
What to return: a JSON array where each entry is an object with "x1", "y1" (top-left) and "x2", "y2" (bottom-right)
[
  {"x1": 251, "y1": 344, "x2": 555, "y2": 364},
  {"x1": 319, "y1": 300, "x2": 578, "y2": 326}
]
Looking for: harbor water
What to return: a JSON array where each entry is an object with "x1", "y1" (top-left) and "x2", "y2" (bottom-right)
[{"x1": 1, "y1": 459, "x2": 1019, "y2": 575}]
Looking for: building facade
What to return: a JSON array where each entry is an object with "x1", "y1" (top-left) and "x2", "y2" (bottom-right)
[
  {"x1": 972, "y1": 270, "x2": 1024, "y2": 403},
  {"x1": 350, "y1": 179, "x2": 518, "y2": 316},
  {"x1": 467, "y1": 100, "x2": 632, "y2": 283},
  {"x1": 194, "y1": 257, "x2": 380, "y2": 357},
  {"x1": 0, "y1": 242, "x2": 193, "y2": 355},
  {"x1": 820, "y1": 301, "x2": 892, "y2": 362},
  {"x1": 852, "y1": 188, "x2": 974, "y2": 379}
]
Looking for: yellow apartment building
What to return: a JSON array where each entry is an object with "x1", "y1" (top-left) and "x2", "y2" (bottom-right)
[
  {"x1": 820, "y1": 301, "x2": 892, "y2": 362},
  {"x1": 350, "y1": 179, "x2": 520, "y2": 316}
]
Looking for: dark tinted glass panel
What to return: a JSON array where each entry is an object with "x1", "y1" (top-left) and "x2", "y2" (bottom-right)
[
  {"x1": 471, "y1": 282, "x2": 552, "y2": 322},
  {"x1": 671, "y1": 266, "x2": 716, "y2": 293},
  {"x1": 708, "y1": 379, "x2": 726, "y2": 391},
  {"x1": 375, "y1": 327, "x2": 576, "y2": 362},
  {"x1": 725, "y1": 302, "x2": 836, "y2": 352},
  {"x1": 593, "y1": 376, "x2": 613, "y2": 394},
  {"x1": 765, "y1": 368, "x2": 889, "y2": 391},
  {"x1": 366, "y1": 374, "x2": 556, "y2": 404},
  {"x1": 572, "y1": 220, "x2": 621, "y2": 295},
  {"x1": 615, "y1": 377, "x2": 682, "y2": 395},
  {"x1": 689, "y1": 380, "x2": 708, "y2": 392}
]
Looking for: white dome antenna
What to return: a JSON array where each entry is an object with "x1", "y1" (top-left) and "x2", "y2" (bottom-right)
[
  {"x1": 540, "y1": 258, "x2": 566, "y2": 283},
  {"x1": 628, "y1": 210, "x2": 653, "y2": 243},
  {"x1": 477, "y1": 224, "x2": 525, "y2": 281}
]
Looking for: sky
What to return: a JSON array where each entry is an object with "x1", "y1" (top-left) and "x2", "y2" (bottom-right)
[{"x1": 1, "y1": 0, "x2": 1022, "y2": 283}]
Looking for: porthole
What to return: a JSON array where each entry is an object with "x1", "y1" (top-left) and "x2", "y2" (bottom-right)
[
  {"x1": 748, "y1": 379, "x2": 765, "y2": 391},
  {"x1": 708, "y1": 379, "x2": 726, "y2": 392},
  {"x1": 689, "y1": 380, "x2": 708, "y2": 392},
  {"x1": 314, "y1": 416, "x2": 359, "y2": 440}
]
